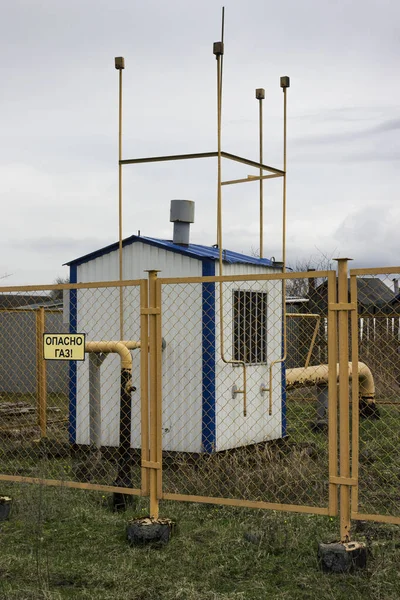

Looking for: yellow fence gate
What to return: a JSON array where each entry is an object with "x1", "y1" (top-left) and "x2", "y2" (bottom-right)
[
  {"x1": 349, "y1": 266, "x2": 400, "y2": 527},
  {"x1": 0, "y1": 263, "x2": 399, "y2": 541}
]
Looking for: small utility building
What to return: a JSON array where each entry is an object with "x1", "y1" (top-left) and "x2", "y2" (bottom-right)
[{"x1": 66, "y1": 201, "x2": 284, "y2": 453}]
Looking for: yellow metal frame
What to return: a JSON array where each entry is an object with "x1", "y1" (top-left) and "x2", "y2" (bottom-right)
[
  {"x1": 349, "y1": 266, "x2": 400, "y2": 276},
  {"x1": 349, "y1": 268, "x2": 400, "y2": 526},
  {"x1": 162, "y1": 493, "x2": 329, "y2": 515},
  {"x1": 158, "y1": 270, "x2": 331, "y2": 285},
  {"x1": 350, "y1": 273, "x2": 360, "y2": 521},
  {"x1": 116, "y1": 42, "x2": 286, "y2": 419},
  {"x1": 257, "y1": 89, "x2": 264, "y2": 258},
  {"x1": 117, "y1": 63, "x2": 124, "y2": 340},
  {"x1": 0, "y1": 474, "x2": 141, "y2": 496},
  {"x1": 146, "y1": 271, "x2": 162, "y2": 518},
  {"x1": 1, "y1": 266, "x2": 399, "y2": 529},
  {"x1": 35, "y1": 306, "x2": 47, "y2": 438},
  {"x1": 157, "y1": 270, "x2": 337, "y2": 516},
  {"x1": 336, "y1": 258, "x2": 352, "y2": 542},
  {"x1": 1, "y1": 25, "x2": 398, "y2": 528},
  {"x1": 0, "y1": 279, "x2": 146, "y2": 497},
  {"x1": 0, "y1": 279, "x2": 144, "y2": 293},
  {"x1": 140, "y1": 280, "x2": 150, "y2": 496},
  {"x1": 327, "y1": 270, "x2": 339, "y2": 516}
]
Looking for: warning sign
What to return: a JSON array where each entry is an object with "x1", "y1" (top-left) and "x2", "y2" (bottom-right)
[{"x1": 43, "y1": 333, "x2": 86, "y2": 361}]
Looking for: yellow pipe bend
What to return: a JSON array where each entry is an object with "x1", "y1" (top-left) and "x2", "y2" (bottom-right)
[
  {"x1": 85, "y1": 341, "x2": 134, "y2": 370},
  {"x1": 286, "y1": 362, "x2": 375, "y2": 400}
]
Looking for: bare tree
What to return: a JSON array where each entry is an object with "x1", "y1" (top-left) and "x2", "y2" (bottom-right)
[
  {"x1": 286, "y1": 250, "x2": 336, "y2": 297},
  {"x1": 51, "y1": 276, "x2": 70, "y2": 301},
  {"x1": 249, "y1": 245, "x2": 336, "y2": 297}
]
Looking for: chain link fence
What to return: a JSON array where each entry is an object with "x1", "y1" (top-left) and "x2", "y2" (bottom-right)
[
  {"x1": 0, "y1": 283, "x2": 144, "y2": 497},
  {"x1": 0, "y1": 269, "x2": 398, "y2": 526},
  {"x1": 350, "y1": 269, "x2": 400, "y2": 521},
  {"x1": 160, "y1": 273, "x2": 333, "y2": 511}
]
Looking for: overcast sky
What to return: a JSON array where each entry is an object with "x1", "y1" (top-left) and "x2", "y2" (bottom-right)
[{"x1": 1, "y1": 0, "x2": 399, "y2": 285}]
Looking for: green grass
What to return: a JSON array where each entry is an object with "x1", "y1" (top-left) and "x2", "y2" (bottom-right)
[
  {"x1": 0, "y1": 483, "x2": 399, "y2": 600},
  {"x1": 358, "y1": 404, "x2": 400, "y2": 516},
  {"x1": 0, "y1": 390, "x2": 398, "y2": 598},
  {"x1": 0, "y1": 392, "x2": 398, "y2": 517}
]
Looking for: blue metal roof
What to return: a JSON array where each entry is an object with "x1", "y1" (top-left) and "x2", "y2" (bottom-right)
[{"x1": 65, "y1": 235, "x2": 276, "y2": 268}]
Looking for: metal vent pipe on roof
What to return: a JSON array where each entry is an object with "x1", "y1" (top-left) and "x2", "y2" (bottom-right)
[{"x1": 170, "y1": 200, "x2": 195, "y2": 245}]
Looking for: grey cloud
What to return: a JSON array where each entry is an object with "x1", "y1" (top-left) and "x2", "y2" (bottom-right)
[
  {"x1": 291, "y1": 148, "x2": 400, "y2": 164},
  {"x1": 333, "y1": 206, "x2": 400, "y2": 265},
  {"x1": 295, "y1": 106, "x2": 399, "y2": 124},
  {"x1": 343, "y1": 150, "x2": 400, "y2": 163},
  {"x1": 295, "y1": 116, "x2": 400, "y2": 147},
  {"x1": 1, "y1": 0, "x2": 400, "y2": 284},
  {"x1": 5, "y1": 236, "x2": 111, "y2": 258}
]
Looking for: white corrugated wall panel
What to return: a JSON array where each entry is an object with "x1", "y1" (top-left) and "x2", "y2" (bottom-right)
[
  {"x1": 161, "y1": 281, "x2": 203, "y2": 452},
  {"x1": 74, "y1": 242, "x2": 202, "y2": 448},
  {"x1": 214, "y1": 263, "x2": 283, "y2": 450}
]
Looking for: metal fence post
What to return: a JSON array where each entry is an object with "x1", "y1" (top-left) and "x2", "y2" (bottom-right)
[
  {"x1": 147, "y1": 270, "x2": 161, "y2": 519},
  {"x1": 140, "y1": 279, "x2": 150, "y2": 497},
  {"x1": 350, "y1": 273, "x2": 360, "y2": 517},
  {"x1": 35, "y1": 307, "x2": 47, "y2": 438},
  {"x1": 336, "y1": 258, "x2": 352, "y2": 542},
  {"x1": 327, "y1": 270, "x2": 338, "y2": 516},
  {"x1": 155, "y1": 277, "x2": 163, "y2": 502}
]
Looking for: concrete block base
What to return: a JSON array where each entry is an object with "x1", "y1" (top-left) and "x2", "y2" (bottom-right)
[
  {"x1": 127, "y1": 517, "x2": 175, "y2": 547},
  {"x1": 318, "y1": 541, "x2": 367, "y2": 573},
  {"x1": 0, "y1": 496, "x2": 11, "y2": 521}
]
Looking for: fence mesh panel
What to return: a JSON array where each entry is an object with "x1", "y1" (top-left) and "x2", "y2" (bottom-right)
[
  {"x1": 352, "y1": 271, "x2": 400, "y2": 519},
  {"x1": 0, "y1": 284, "x2": 142, "y2": 492},
  {"x1": 160, "y1": 274, "x2": 331, "y2": 508},
  {"x1": 1, "y1": 270, "x2": 398, "y2": 523}
]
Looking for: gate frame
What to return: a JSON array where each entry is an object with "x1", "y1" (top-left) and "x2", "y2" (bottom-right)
[
  {"x1": 349, "y1": 265, "x2": 400, "y2": 526},
  {"x1": 151, "y1": 269, "x2": 338, "y2": 519},
  {"x1": 0, "y1": 278, "x2": 146, "y2": 499}
]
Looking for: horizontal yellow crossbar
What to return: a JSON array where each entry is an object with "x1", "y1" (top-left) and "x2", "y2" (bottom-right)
[
  {"x1": 352, "y1": 512, "x2": 400, "y2": 525},
  {"x1": 329, "y1": 302, "x2": 356, "y2": 311},
  {"x1": 162, "y1": 493, "x2": 329, "y2": 515},
  {"x1": 0, "y1": 279, "x2": 144, "y2": 293},
  {"x1": 142, "y1": 460, "x2": 161, "y2": 470},
  {"x1": 350, "y1": 266, "x2": 400, "y2": 276},
  {"x1": 330, "y1": 476, "x2": 357, "y2": 486},
  {"x1": 159, "y1": 271, "x2": 331, "y2": 285},
  {"x1": 0, "y1": 474, "x2": 141, "y2": 496},
  {"x1": 140, "y1": 308, "x2": 161, "y2": 315}
]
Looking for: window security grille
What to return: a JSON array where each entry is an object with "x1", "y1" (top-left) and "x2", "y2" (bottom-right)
[{"x1": 233, "y1": 291, "x2": 267, "y2": 364}]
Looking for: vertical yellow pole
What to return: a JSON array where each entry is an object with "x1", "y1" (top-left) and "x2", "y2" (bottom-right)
[
  {"x1": 115, "y1": 57, "x2": 125, "y2": 340},
  {"x1": 36, "y1": 307, "x2": 47, "y2": 438},
  {"x1": 256, "y1": 88, "x2": 265, "y2": 258},
  {"x1": 148, "y1": 270, "x2": 160, "y2": 519},
  {"x1": 215, "y1": 6, "x2": 224, "y2": 261},
  {"x1": 336, "y1": 258, "x2": 352, "y2": 542},
  {"x1": 266, "y1": 78, "x2": 291, "y2": 417},
  {"x1": 216, "y1": 48, "x2": 224, "y2": 349},
  {"x1": 140, "y1": 280, "x2": 150, "y2": 496},
  {"x1": 214, "y1": 47, "x2": 223, "y2": 261},
  {"x1": 214, "y1": 39, "x2": 247, "y2": 415},
  {"x1": 350, "y1": 273, "x2": 359, "y2": 515},
  {"x1": 280, "y1": 76, "x2": 290, "y2": 273},
  {"x1": 327, "y1": 270, "x2": 338, "y2": 515},
  {"x1": 155, "y1": 277, "x2": 163, "y2": 499}
]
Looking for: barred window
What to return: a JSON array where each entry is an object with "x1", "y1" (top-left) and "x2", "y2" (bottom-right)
[{"x1": 233, "y1": 291, "x2": 268, "y2": 364}]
